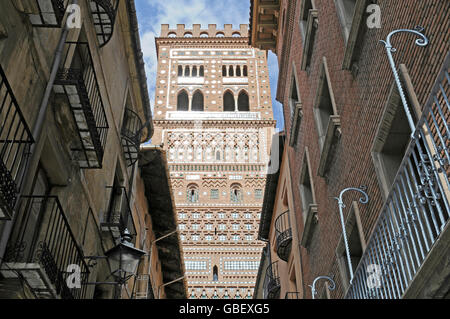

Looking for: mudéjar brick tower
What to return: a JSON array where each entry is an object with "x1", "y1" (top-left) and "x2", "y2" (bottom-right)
[{"x1": 152, "y1": 24, "x2": 276, "y2": 299}]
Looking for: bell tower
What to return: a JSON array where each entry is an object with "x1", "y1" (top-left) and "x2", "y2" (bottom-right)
[{"x1": 152, "y1": 24, "x2": 276, "y2": 299}]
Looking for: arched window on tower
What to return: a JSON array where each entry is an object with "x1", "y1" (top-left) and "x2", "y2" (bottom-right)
[
  {"x1": 192, "y1": 66, "x2": 198, "y2": 77},
  {"x1": 243, "y1": 65, "x2": 248, "y2": 76},
  {"x1": 192, "y1": 90, "x2": 204, "y2": 111},
  {"x1": 215, "y1": 149, "x2": 222, "y2": 161},
  {"x1": 187, "y1": 184, "x2": 199, "y2": 203},
  {"x1": 178, "y1": 65, "x2": 183, "y2": 76},
  {"x1": 213, "y1": 266, "x2": 218, "y2": 281},
  {"x1": 230, "y1": 184, "x2": 243, "y2": 203},
  {"x1": 222, "y1": 65, "x2": 227, "y2": 77},
  {"x1": 177, "y1": 90, "x2": 189, "y2": 111},
  {"x1": 229, "y1": 66, "x2": 234, "y2": 77},
  {"x1": 199, "y1": 66, "x2": 204, "y2": 77},
  {"x1": 236, "y1": 66, "x2": 241, "y2": 77},
  {"x1": 223, "y1": 91, "x2": 235, "y2": 112},
  {"x1": 184, "y1": 66, "x2": 190, "y2": 77},
  {"x1": 238, "y1": 91, "x2": 250, "y2": 111}
]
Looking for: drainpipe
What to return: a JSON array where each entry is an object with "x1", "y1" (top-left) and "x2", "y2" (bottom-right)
[{"x1": 0, "y1": 0, "x2": 78, "y2": 260}]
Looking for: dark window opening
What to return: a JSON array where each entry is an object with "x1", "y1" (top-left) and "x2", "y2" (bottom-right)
[
  {"x1": 238, "y1": 91, "x2": 249, "y2": 112},
  {"x1": 177, "y1": 91, "x2": 189, "y2": 111},
  {"x1": 224, "y1": 91, "x2": 235, "y2": 111},
  {"x1": 192, "y1": 91, "x2": 204, "y2": 111}
]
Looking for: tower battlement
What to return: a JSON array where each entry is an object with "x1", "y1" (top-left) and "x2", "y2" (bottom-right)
[{"x1": 160, "y1": 24, "x2": 249, "y2": 38}]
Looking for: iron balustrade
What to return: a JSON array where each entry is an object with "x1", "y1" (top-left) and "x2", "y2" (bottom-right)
[
  {"x1": 346, "y1": 58, "x2": 450, "y2": 299},
  {"x1": 89, "y1": 0, "x2": 120, "y2": 47},
  {"x1": 285, "y1": 292, "x2": 301, "y2": 299},
  {"x1": 0, "y1": 65, "x2": 34, "y2": 220},
  {"x1": 101, "y1": 186, "x2": 136, "y2": 242},
  {"x1": 28, "y1": 0, "x2": 68, "y2": 27},
  {"x1": 275, "y1": 210, "x2": 293, "y2": 262},
  {"x1": 121, "y1": 108, "x2": 143, "y2": 167},
  {"x1": 53, "y1": 41, "x2": 109, "y2": 169},
  {"x1": 3, "y1": 196, "x2": 90, "y2": 299},
  {"x1": 263, "y1": 261, "x2": 281, "y2": 299}
]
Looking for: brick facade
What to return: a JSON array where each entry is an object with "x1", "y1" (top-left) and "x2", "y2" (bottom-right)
[{"x1": 253, "y1": 0, "x2": 450, "y2": 298}]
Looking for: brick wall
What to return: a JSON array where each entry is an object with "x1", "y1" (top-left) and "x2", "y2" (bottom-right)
[{"x1": 276, "y1": 0, "x2": 449, "y2": 298}]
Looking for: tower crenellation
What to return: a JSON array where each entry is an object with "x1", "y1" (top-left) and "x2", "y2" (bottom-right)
[{"x1": 160, "y1": 24, "x2": 249, "y2": 38}]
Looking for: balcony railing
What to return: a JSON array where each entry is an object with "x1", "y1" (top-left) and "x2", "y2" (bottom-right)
[
  {"x1": 275, "y1": 210, "x2": 293, "y2": 262},
  {"x1": 263, "y1": 261, "x2": 280, "y2": 299},
  {"x1": 27, "y1": 0, "x2": 68, "y2": 27},
  {"x1": 285, "y1": 292, "x2": 301, "y2": 299},
  {"x1": 53, "y1": 41, "x2": 109, "y2": 169},
  {"x1": 89, "y1": 0, "x2": 119, "y2": 47},
  {"x1": 101, "y1": 186, "x2": 136, "y2": 242},
  {"x1": 121, "y1": 108, "x2": 143, "y2": 167},
  {"x1": 0, "y1": 196, "x2": 91, "y2": 299},
  {"x1": 346, "y1": 58, "x2": 450, "y2": 299},
  {"x1": 0, "y1": 65, "x2": 34, "y2": 220}
]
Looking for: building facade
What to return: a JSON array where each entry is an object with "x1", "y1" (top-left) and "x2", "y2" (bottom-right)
[
  {"x1": 251, "y1": 0, "x2": 449, "y2": 299},
  {"x1": 0, "y1": 0, "x2": 185, "y2": 299},
  {"x1": 152, "y1": 24, "x2": 277, "y2": 299}
]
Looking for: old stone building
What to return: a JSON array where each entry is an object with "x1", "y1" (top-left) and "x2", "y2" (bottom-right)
[
  {"x1": 151, "y1": 24, "x2": 277, "y2": 299},
  {"x1": 0, "y1": 0, "x2": 185, "y2": 299},
  {"x1": 251, "y1": 0, "x2": 449, "y2": 299}
]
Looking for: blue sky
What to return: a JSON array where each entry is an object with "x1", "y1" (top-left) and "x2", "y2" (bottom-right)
[{"x1": 134, "y1": 0, "x2": 284, "y2": 130}]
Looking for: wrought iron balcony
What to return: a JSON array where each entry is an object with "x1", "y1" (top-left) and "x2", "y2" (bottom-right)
[
  {"x1": 27, "y1": 0, "x2": 69, "y2": 27},
  {"x1": 0, "y1": 65, "x2": 34, "y2": 220},
  {"x1": 53, "y1": 41, "x2": 109, "y2": 169},
  {"x1": 101, "y1": 186, "x2": 136, "y2": 242},
  {"x1": 0, "y1": 196, "x2": 90, "y2": 299},
  {"x1": 346, "y1": 59, "x2": 449, "y2": 299},
  {"x1": 121, "y1": 108, "x2": 143, "y2": 167},
  {"x1": 89, "y1": 0, "x2": 120, "y2": 47},
  {"x1": 275, "y1": 210, "x2": 292, "y2": 262},
  {"x1": 285, "y1": 292, "x2": 301, "y2": 299},
  {"x1": 263, "y1": 261, "x2": 280, "y2": 299}
]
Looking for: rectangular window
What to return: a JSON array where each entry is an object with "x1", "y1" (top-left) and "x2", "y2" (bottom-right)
[
  {"x1": 334, "y1": 0, "x2": 357, "y2": 44},
  {"x1": 299, "y1": 148, "x2": 319, "y2": 248},
  {"x1": 313, "y1": 58, "x2": 341, "y2": 177},
  {"x1": 255, "y1": 189, "x2": 263, "y2": 199},
  {"x1": 371, "y1": 82, "x2": 416, "y2": 199},
  {"x1": 299, "y1": 0, "x2": 315, "y2": 44},
  {"x1": 211, "y1": 189, "x2": 219, "y2": 199},
  {"x1": 336, "y1": 202, "x2": 366, "y2": 292}
]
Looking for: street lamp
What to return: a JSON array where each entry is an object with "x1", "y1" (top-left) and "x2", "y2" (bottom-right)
[
  {"x1": 104, "y1": 229, "x2": 146, "y2": 284},
  {"x1": 85, "y1": 229, "x2": 146, "y2": 298}
]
